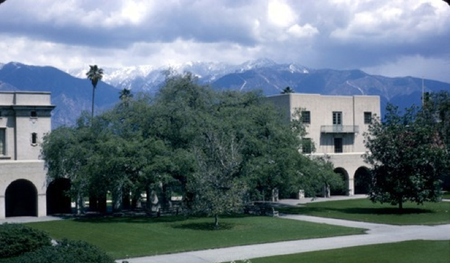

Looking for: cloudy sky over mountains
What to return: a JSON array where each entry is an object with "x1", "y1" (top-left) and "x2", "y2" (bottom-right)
[{"x1": 0, "y1": 0, "x2": 449, "y2": 82}]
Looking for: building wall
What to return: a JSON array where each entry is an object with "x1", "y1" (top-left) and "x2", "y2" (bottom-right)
[
  {"x1": 0, "y1": 91, "x2": 54, "y2": 218},
  {"x1": 268, "y1": 93, "x2": 380, "y2": 195},
  {"x1": 0, "y1": 161, "x2": 48, "y2": 218}
]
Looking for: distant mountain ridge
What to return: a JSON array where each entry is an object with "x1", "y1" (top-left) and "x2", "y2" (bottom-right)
[
  {"x1": 1, "y1": 59, "x2": 450, "y2": 128},
  {"x1": 0, "y1": 62, "x2": 120, "y2": 127}
]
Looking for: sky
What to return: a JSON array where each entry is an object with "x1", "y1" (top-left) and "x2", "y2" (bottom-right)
[{"x1": 0, "y1": 0, "x2": 449, "y2": 83}]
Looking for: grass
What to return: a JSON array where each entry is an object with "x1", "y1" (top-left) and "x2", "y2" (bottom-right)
[
  {"x1": 234, "y1": 240, "x2": 450, "y2": 263},
  {"x1": 442, "y1": 191, "x2": 450, "y2": 199},
  {"x1": 26, "y1": 215, "x2": 364, "y2": 259},
  {"x1": 279, "y1": 198, "x2": 450, "y2": 225}
]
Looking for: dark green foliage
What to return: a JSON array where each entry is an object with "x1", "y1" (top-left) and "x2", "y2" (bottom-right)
[
  {"x1": 422, "y1": 91, "x2": 450, "y2": 190},
  {"x1": 6, "y1": 240, "x2": 114, "y2": 263},
  {"x1": 42, "y1": 72, "x2": 339, "y2": 224},
  {"x1": 0, "y1": 224, "x2": 51, "y2": 259},
  {"x1": 364, "y1": 102, "x2": 449, "y2": 211}
]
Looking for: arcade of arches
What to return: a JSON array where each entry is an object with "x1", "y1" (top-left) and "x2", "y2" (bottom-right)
[
  {"x1": 331, "y1": 166, "x2": 370, "y2": 195},
  {"x1": 2, "y1": 178, "x2": 72, "y2": 218},
  {"x1": 5, "y1": 179, "x2": 38, "y2": 217},
  {"x1": 2, "y1": 167, "x2": 372, "y2": 218},
  {"x1": 332, "y1": 166, "x2": 371, "y2": 196}
]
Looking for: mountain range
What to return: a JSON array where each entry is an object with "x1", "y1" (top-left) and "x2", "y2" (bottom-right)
[{"x1": 1, "y1": 59, "x2": 450, "y2": 128}]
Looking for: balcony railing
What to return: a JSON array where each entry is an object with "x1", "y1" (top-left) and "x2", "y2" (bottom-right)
[{"x1": 320, "y1": 125, "x2": 359, "y2": 134}]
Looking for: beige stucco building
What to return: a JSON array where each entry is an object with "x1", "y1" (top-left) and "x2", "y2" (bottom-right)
[
  {"x1": 268, "y1": 93, "x2": 380, "y2": 196},
  {"x1": 0, "y1": 91, "x2": 60, "y2": 219}
]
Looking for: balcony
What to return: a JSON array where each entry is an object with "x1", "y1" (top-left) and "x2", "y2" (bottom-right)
[{"x1": 320, "y1": 125, "x2": 359, "y2": 134}]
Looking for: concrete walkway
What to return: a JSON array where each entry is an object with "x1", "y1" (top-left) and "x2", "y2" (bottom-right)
[{"x1": 116, "y1": 214, "x2": 450, "y2": 263}]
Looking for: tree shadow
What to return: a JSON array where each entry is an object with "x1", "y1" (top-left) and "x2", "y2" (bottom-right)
[
  {"x1": 72, "y1": 215, "x2": 187, "y2": 224},
  {"x1": 339, "y1": 207, "x2": 434, "y2": 215},
  {"x1": 172, "y1": 222, "x2": 235, "y2": 231},
  {"x1": 279, "y1": 206, "x2": 434, "y2": 216}
]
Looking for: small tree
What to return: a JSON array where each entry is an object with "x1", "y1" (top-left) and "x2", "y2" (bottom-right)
[
  {"x1": 364, "y1": 104, "x2": 448, "y2": 212},
  {"x1": 119, "y1": 88, "x2": 133, "y2": 101},
  {"x1": 86, "y1": 65, "x2": 104, "y2": 117},
  {"x1": 281, "y1": 86, "x2": 295, "y2": 94},
  {"x1": 188, "y1": 129, "x2": 247, "y2": 228}
]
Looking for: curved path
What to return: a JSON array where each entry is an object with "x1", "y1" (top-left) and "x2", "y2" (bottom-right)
[{"x1": 117, "y1": 215, "x2": 450, "y2": 263}]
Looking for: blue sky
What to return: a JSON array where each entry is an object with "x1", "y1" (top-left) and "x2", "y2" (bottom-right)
[{"x1": 0, "y1": 0, "x2": 449, "y2": 82}]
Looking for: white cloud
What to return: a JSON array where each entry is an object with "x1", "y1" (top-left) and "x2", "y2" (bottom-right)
[
  {"x1": 0, "y1": 0, "x2": 449, "y2": 83},
  {"x1": 267, "y1": 0, "x2": 297, "y2": 27},
  {"x1": 287, "y1": 24, "x2": 319, "y2": 38}
]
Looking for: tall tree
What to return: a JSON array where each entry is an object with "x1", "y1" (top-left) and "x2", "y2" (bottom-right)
[
  {"x1": 364, "y1": 104, "x2": 448, "y2": 211},
  {"x1": 422, "y1": 91, "x2": 450, "y2": 189},
  {"x1": 42, "y1": 72, "x2": 339, "y2": 220},
  {"x1": 86, "y1": 65, "x2": 104, "y2": 117}
]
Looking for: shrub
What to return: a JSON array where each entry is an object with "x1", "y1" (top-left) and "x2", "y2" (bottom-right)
[
  {"x1": 11, "y1": 239, "x2": 115, "y2": 263},
  {"x1": 0, "y1": 224, "x2": 51, "y2": 258}
]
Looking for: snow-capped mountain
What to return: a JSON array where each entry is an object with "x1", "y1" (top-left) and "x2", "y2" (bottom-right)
[
  {"x1": 67, "y1": 59, "x2": 310, "y2": 93},
  {"x1": 2, "y1": 59, "x2": 450, "y2": 128}
]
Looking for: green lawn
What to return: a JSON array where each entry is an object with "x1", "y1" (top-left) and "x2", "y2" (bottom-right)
[
  {"x1": 26, "y1": 215, "x2": 364, "y2": 259},
  {"x1": 233, "y1": 240, "x2": 450, "y2": 263},
  {"x1": 442, "y1": 191, "x2": 450, "y2": 199},
  {"x1": 279, "y1": 198, "x2": 450, "y2": 225}
]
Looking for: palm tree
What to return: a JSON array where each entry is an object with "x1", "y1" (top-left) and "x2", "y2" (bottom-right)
[
  {"x1": 119, "y1": 88, "x2": 133, "y2": 101},
  {"x1": 86, "y1": 65, "x2": 104, "y2": 117}
]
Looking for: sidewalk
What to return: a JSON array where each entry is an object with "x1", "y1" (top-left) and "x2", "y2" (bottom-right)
[
  {"x1": 278, "y1": 194, "x2": 368, "y2": 206},
  {"x1": 116, "y1": 214, "x2": 450, "y2": 263},
  {"x1": 0, "y1": 216, "x2": 63, "y2": 224}
]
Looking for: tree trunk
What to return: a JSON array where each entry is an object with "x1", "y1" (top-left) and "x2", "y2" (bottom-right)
[
  {"x1": 146, "y1": 185, "x2": 153, "y2": 216},
  {"x1": 98, "y1": 194, "x2": 107, "y2": 213},
  {"x1": 398, "y1": 199, "x2": 403, "y2": 214},
  {"x1": 89, "y1": 195, "x2": 98, "y2": 212},
  {"x1": 91, "y1": 87, "x2": 95, "y2": 118},
  {"x1": 122, "y1": 188, "x2": 131, "y2": 210},
  {"x1": 76, "y1": 191, "x2": 84, "y2": 215},
  {"x1": 112, "y1": 184, "x2": 123, "y2": 213},
  {"x1": 214, "y1": 214, "x2": 219, "y2": 229}
]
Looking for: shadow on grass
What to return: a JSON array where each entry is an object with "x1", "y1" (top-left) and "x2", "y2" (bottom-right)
[
  {"x1": 279, "y1": 206, "x2": 434, "y2": 216},
  {"x1": 172, "y1": 222, "x2": 235, "y2": 231},
  {"x1": 341, "y1": 207, "x2": 434, "y2": 215},
  {"x1": 70, "y1": 215, "x2": 188, "y2": 224},
  {"x1": 67, "y1": 213, "x2": 258, "y2": 225}
]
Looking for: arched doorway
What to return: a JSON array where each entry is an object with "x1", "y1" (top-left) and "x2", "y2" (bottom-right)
[
  {"x1": 47, "y1": 178, "x2": 72, "y2": 215},
  {"x1": 5, "y1": 179, "x2": 38, "y2": 217},
  {"x1": 331, "y1": 168, "x2": 349, "y2": 196},
  {"x1": 354, "y1": 167, "x2": 371, "y2": 194}
]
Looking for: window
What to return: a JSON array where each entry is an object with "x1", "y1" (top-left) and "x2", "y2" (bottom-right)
[
  {"x1": 302, "y1": 111, "x2": 311, "y2": 124},
  {"x1": 31, "y1": 110, "x2": 37, "y2": 118},
  {"x1": 0, "y1": 129, "x2": 5, "y2": 155},
  {"x1": 31, "y1": 132, "x2": 38, "y2": 145},
  {"x1": 364, "y1": 112, "x2": 372, "y2": 124},
  {"x1": 334, "y1": 138, "x2": 343, "y2": 153},
  {"x1": 302, "y1": 138, "x2": 313, "y2": 153},
  {"x1": 333, "y1": 112, "x2": 342, "y2": 125}
]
